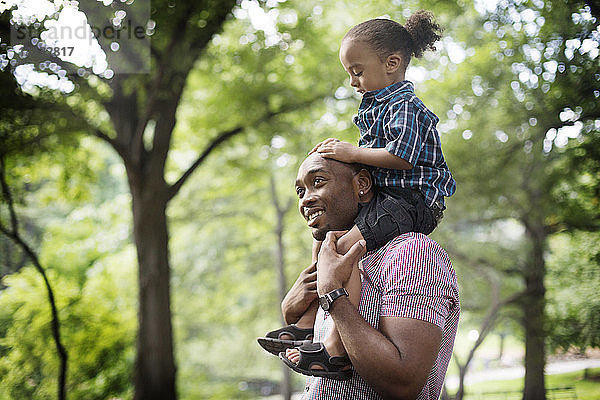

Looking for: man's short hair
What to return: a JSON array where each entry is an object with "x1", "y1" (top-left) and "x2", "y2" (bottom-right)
[{"x1": 347, "y1": 162, "x2": 369, "y2": 175}]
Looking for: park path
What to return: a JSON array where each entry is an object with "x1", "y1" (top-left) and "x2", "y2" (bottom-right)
[
  {"x1": 281, "y1": 357, "x2": 600, "y2": 399},
  {"x1": 445, "y1": 358, "x2": 600, "y2": 388}
]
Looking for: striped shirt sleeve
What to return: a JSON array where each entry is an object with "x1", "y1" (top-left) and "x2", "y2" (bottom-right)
[{"x1": 379, "y1": 236, "x2": 456, "y2": 329}]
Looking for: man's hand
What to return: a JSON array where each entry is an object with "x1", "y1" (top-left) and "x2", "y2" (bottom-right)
[
  {"x1": 281, "y1": 262, "x2": 318, "y2": 325},
  {"x1": 316, "y1": 230, "x2": 366, "y2": 295},
  {"x1": 309, "y1": 138, "x2": 358, "y2": 163}
]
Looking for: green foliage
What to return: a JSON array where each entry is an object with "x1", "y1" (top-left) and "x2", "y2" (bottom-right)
[
  {"x1": 1, "y1": 0, "x2": 599, "y2": 398},
  {"x1": 0, "y1": 133, "x2": 134, "y2": 398},
  {"x1": 0, "y1": 254, "x2": 136, "y2": 400},
  {"x1": 425, "y1": 0, "x2": 599, "y2": 317},
  {"x1": 546, "y1": 232, "x2": 600, "y2": 351}
]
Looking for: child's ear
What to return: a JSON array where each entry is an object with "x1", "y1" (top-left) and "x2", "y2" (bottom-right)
[{"x1": 386, "y1": 54, "x2": 403, "y2": 73}]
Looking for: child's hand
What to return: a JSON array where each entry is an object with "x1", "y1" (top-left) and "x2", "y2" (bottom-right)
[
  {"x1": 310, "y1": 138, "x2": 357, "y2": 163},
  {"x1": 308, "y1": 138, "x2": 333, "y2": 155},
  {"x1": 309, "y1": 138, "x2": 344, "y2": 155}
]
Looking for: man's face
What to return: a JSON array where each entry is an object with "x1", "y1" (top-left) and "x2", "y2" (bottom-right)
[
  {"x1": 295, "y1": 155, "x2": 360, "y2": 241},
  {"x1": 339, "y1": 39, "x2": 393, "y2": 95}
]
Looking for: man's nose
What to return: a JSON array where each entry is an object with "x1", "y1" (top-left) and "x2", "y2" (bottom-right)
[{"x1": 299, "y1": 190, "x2": 317, "y2": 209}]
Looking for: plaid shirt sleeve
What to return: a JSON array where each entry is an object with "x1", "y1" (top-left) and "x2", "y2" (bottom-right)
[{"x1": 384, "y1": 99, "x2": 432, "y2": 167}]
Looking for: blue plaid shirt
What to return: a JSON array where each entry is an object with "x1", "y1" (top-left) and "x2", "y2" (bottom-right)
[{"x1": 354, "y1": 81, "x2": 456, "y2": 208}]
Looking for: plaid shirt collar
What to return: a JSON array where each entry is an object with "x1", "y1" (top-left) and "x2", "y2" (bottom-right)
[{"x1": 363, "y1": 80, "x2": 414, "y2": 103}]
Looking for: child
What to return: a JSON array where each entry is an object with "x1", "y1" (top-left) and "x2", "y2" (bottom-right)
[{"x1": 258, "y1": 11, "x2": 456, "y2": 379}]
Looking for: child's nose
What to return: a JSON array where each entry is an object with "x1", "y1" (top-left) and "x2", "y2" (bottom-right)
[{"x1": 350, "y1": 76, "x2": 359, "y2": 87}]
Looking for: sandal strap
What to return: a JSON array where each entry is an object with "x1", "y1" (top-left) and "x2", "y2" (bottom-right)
[
  {"x1": 296, "y1": 342, "x2": 350, "y2": 372},
  {"x1": 266, "y1": 324, "x2": 314, "y2": 341}
]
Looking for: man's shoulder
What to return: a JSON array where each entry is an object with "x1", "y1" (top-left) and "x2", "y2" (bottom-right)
[
  {"x1": 366, "y1": 233, "x2": 453, "y2": 277},
  {"x1": 362, "y1": 233, "x2": 450, "y2": 265},
  {"x1": 384, "y1": 232, "x2": 447, "y2": 257},
  {"x1": 374, "y1": 233, "x2": 458, "y2": 295}
]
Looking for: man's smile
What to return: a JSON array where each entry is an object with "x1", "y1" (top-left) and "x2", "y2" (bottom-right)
[{"x1": 304, "y1": 208, "x2": 325, "y2": 227}]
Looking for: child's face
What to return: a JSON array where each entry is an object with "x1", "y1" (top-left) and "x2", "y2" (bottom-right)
[{"x1": 339, "y1": 39, "x2": 400, "y2": 94}]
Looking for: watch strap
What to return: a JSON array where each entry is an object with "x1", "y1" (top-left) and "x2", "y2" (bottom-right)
[{"x1": 319, "y1": 288, "x2": 349, "y2": 311}]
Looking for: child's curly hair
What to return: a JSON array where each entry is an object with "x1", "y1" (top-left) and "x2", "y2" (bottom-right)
[{"x1": 343, "y1": 11, "x2": 443, "y2": 68}]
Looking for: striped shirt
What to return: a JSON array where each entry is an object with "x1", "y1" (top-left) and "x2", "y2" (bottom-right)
[
  {"x1": 353, "y1": 81, "x2": 456, "y2": 208},
  {"x1": 302, "y1": 233, "x2": 460, "y2": 400}
]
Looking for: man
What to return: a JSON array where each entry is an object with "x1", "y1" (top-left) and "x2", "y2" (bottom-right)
[{"x1": 280, "y1": 153, "x2": 459, "y2": 400}]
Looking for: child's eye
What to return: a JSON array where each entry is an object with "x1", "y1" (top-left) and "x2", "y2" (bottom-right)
[{"x1": 353, "y1": 71, "x2": 363, "y2": 77}]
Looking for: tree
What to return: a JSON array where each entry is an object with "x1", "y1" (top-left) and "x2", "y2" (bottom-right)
[
  {"x1": 546, "y1": 231, "x2": 600, "y2": 352},
  {"x1": 3, "y1": 0, "x2": 597, "y2": 398},
  {"x1": 0, "y1": 156, "x2": 68, "y2": 400},
  {"x1": 424, "y1": 1, "x2": 599, "y2": 398},
  {"x1": 1, "y1": 0, "x2": 336, "y2": 397},
  {"x1": 444, "y1": 242, "x2": 523, "y2": 400},
  {"x1": 270, "y1": 171, "x2": 294, "y2": 400}
]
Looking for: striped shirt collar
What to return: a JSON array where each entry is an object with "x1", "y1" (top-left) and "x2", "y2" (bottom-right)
[{"x1": 363, "y1": 80, "x2": 414, "y2": 102}]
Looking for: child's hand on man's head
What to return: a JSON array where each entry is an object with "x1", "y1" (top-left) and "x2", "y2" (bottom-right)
[
  {"x1": 308, "y1": 138, "x2": 336, "y2": 155},
  {"x1": 313, "y1": 138, "x2": 358, "y2": 163}
]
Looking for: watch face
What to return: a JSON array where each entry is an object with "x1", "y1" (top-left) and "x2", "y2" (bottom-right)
[{"x1": 318, "y1": 296, "x2": 329, "y2": 311}]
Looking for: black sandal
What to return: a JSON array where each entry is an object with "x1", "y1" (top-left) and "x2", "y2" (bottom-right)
[
  {"x1": 257, "y1": 324, "x2": 314, "y2": 355},
  {"x1": 279, "y1": 342, "x2": 352, "y2": 380}
]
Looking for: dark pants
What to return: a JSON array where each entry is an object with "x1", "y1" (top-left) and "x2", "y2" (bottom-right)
[{"x1": 355, "y1": 186, "x2": 441, "y2": 252}]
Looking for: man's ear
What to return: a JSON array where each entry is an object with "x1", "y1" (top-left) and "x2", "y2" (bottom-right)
[
  {"x1": 385, "y1": 53, "x2": 403, "y2": 74},
  {"x1": 355, "y1": 169, "x2": 373, "y2": 199}
]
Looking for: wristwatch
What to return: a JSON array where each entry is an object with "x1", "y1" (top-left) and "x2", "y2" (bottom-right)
[{"x1": 318, "y1": 288, "x2": 349, "y2": 311}]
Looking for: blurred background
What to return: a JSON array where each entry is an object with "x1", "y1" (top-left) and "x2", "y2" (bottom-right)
[{"x1": 0, "y1": 0, "x2": 599, "y2": 399}]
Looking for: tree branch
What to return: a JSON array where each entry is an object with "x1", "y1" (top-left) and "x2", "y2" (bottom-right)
[
  {"x1": 451, "y1": 283, "x2": 524, "y2": 400},
  {"x1": 58, "y1": 104, "x2": 130, "y2": 163},
  {"x1": 135, "y1": 1, "x2": 202, "y2": 154},
  {"x1": 0, "y1": 155, "x2": 68, "y2": 400},
  {"x1": 167, "y1": 96, "x2": 325, "y2": 200},
  {"x1": 167, "y1": 125, "x2": 243, "y2": 200}
]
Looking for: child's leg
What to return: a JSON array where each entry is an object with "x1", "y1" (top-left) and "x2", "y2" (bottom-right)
[
  {"x1": 321, "y1": 226, "x2": 362, "y2": 356},
  {"x1": 321, "y1": 256, "x2": 361, "y2": 357},
  {"x1": 285, "y1": 226, "x2": 363, "y2": 365}
]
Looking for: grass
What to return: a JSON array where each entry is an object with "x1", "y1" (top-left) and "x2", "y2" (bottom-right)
[{"x1": 454, "y1": 368, "x2": 600, "y2": 400}]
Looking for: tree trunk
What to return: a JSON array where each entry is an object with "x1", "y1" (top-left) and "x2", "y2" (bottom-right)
[
  {"x1": 453, "y1": 285, "x2": 518, "y2": 400},
  {"x1": 271, "y1": 175, "x2": 293, "y2": 400},
  {"x1": 498, "y1": 332, "x2": 506, "y2": 361},
  {"x1": 454, "y1": 365, "x2": 466, "y2": 400},
  {"x1": 129, "y1": 172, "x2": 176, "y2": 400},
  {"x1": 522, "y1": 223, "x2": 547, "y2": 400}
]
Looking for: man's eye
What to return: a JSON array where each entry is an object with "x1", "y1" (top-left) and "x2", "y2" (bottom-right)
[
  {"x1": 296, "y1": 188, "x2": 305, "y2": 198},
  {"x1": 314, "y1": 177, "x2": 324, "y2": 185}
]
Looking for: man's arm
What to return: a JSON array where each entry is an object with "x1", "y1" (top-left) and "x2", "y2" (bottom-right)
[
  {"x1": 316, "y1": 231, "x2": 442, "y2": 400},
  {"x1": 281, "y1": 262, "x2": 318, "y2": 325},
  {"x1": 330, "y1": 299, "x2": 442, "y2": 399}
]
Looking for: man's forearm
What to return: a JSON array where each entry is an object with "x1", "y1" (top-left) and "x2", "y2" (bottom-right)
[
  {"x1": 281, "y1": 294, "x2": 298, "y2": 325},
  {"x1": 328, "y1": 297, "x2": 429, "y2": 400},
  {"x1": 281, "y1": 263, "x2": 318, "y2": 325},
  {"x1": 281, "y1": 292, "x2": 306, "y2": 325}
]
